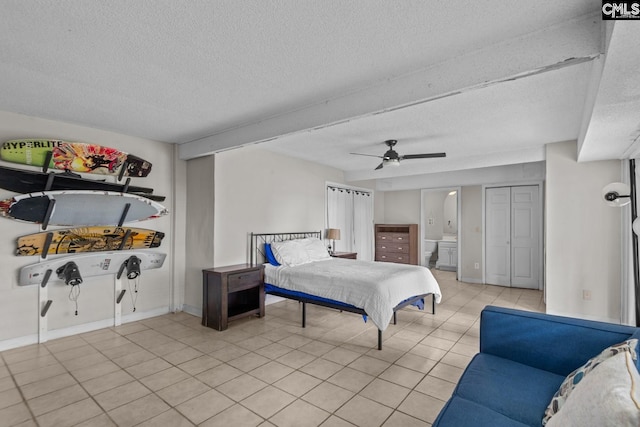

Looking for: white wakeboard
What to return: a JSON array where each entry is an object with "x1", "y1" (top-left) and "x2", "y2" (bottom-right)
[{"x1": 19, "y1": 251, "x2": 166, "y2": 286}]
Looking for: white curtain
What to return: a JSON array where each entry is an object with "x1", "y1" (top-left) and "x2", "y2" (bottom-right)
[
  {"x1": 621, "y1": 160, "x2": 637, "y2": 325},
  {"x1": 353, "y1": 191, "x2": 374, "y2": 261},
  {"x1": 326, "y1": 185, "x2": 373, "y2": 260},
  {"x1": 326, "y1": 187, "x2": 353, "y2": 253}
]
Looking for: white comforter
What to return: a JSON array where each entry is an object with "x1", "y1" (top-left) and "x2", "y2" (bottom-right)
[{"x1": 264, "y1": 258, "x2": 442, "y2": 331}]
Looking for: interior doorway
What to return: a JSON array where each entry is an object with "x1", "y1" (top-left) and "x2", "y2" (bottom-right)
[
  {"x1": 485, "y1": 185, "x2": 542, "y2": 289},
  {"x1": 421, "y1": 187, "x2": 461, "y2": 278}
]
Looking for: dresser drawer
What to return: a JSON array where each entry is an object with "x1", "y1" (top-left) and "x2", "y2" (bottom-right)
[
  {"x1": 228, "y1": 270, "x2": 262, "y2": 292},
  {"x1": 375, "y1": 253, "x2": 411, "y2": 264},
  {"x1": 376, "y1": 243, "x2": 409, "y2": 254}
]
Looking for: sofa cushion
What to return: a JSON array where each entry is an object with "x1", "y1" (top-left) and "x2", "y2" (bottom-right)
[
  {"x1": 454, "y1": 353, "x2": 565, "y2": 427},
  {"x1": 546, "y1": 351, "x2": 640, "y2": 427},
  {"x1": 542, "y1": 338, "x2": 638, "y2": 425},
  {"x1": 433, "y1": 396, "x2": 531, "y2": 427}
]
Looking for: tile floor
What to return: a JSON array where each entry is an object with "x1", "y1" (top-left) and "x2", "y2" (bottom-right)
[{"x1": 0, "y1": 270, "x2": 545, "y2": 426}]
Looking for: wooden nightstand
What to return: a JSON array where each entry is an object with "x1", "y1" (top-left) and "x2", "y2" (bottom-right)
[
  {"x1": 331, "y1": 252, "x2": 357, "y2": 259},
  {"x1": 202, "y1": 264, "x2": 265, "y2": 331}
]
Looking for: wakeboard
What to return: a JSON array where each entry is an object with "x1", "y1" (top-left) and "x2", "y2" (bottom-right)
[
  {"x1": 19, "y1": 251, "x2": 166, "y2": 286},
  {"x1": 0, "y1": 165, "x2": 165, "y2": 201},
  {"x1": 16, "y1": 226, "x2": 165, "y2": 256},
  {"x1": 0, "y1": 190, "x2": 168, "y2": 227},
  {"x1": 1, "y1": 139, "x2": 152, "y2": 177}
]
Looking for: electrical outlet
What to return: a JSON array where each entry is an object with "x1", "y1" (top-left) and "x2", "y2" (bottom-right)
[
  {"x1": 474, "y1": 262, "x2": 480, "y2": 269},
  {"x1": 428, "y1": 218, "x2": 434, "y2": 225},
  {"x1": 583, "y1": 290, "x2": 591, "y2": 300}
]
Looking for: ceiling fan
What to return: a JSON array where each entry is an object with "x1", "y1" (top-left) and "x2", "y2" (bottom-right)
[{"x1": 350, "y1": 139, "x2": 446, "y2": 170}]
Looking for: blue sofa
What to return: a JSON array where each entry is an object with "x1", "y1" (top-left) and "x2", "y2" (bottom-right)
[{"x1": 433, "y1": 305, "x2": 640, "y2": 427}]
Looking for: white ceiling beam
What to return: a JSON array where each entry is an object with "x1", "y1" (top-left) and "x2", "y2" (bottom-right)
[
  {"x1": 578, "y1": 21, "x2": 640, "y2": 162},
  {"x1": 179, "y1": 14, "x2": 601, "y2": 160}
]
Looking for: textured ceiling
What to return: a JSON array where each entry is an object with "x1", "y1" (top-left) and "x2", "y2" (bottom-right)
[{"x1": 1, "y1": 1, "x2": 637, "y2": 188}]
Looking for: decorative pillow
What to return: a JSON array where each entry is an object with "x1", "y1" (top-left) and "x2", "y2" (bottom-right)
[
  {"x1": 299, "y1": 238, "x2": 331, "y2": 261},
  {"x1": 542, "y1": 338, "x2": 638, "y2": 425},
  {"x1": 546, "y1": 351, "x2": 640, "y2": 427},
  {"x1": 264, "y1": 243, "x2": 280, "y2": 266},
  {"x1": 270, "y1": 240, "x2": 311, "y2": 267}
]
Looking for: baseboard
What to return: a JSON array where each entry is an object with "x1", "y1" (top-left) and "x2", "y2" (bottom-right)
[
  {"x1": 0, "y1": 306, "x2": 171, "y2": 352},
  {"x1": 182, "y1": 304, "x2": 201, "y2": 318},
  {"x1": 460, "y1": 277, "x2": 483, "y2": 284}
]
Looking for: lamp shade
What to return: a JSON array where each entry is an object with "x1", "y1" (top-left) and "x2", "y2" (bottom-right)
[{"x1": 327, "y1": 228, "x2": 341, "y2": 240}]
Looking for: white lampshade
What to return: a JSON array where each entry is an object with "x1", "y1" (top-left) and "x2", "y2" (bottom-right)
[{"x1": 327, "y1": 228, "x2": 341, "y2": 240}]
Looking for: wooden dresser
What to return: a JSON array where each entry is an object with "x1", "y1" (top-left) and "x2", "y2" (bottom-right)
[{"x1": 375, "y1": 224, "x2": 418, "y2": 265}]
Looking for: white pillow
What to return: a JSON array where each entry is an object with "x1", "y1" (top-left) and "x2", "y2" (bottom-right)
[
  {"x1": 299, "y1": 238, "x2": 331, "y2": 261},
  {"x1": 270, "y1": 240, "x2": 311, "y2": 267},
  {"x1": 546, "y1": 351, "x2": 640, "y2": 427}
]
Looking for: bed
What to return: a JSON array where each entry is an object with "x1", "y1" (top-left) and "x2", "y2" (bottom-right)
[{"x1": 250, "y1": 231, "x2": 442, "y2": 349}]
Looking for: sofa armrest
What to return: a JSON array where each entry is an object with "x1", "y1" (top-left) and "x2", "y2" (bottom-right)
[{"x1": 480, "y1": 306, "x2": 639, "y2": 376}]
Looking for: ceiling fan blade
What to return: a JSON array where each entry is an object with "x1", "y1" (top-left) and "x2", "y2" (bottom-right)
[
  {"x1": 350, "y1": 152, "x2": 384, "y2": 159},
  {"x1": 375, "y1": 162, "x2": 384, "y2": 170},
  {"x1": 400, "y1": 153, "x2": 447, "y2": 160}
]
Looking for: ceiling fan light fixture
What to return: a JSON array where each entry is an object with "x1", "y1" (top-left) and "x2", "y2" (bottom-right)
[{"x1": 383, "y1": 158, "x2": 400, "y2": 167}]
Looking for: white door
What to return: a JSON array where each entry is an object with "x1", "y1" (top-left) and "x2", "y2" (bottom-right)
[
  {"x1": 485, "y1": 185, "x2": 540, "y2": 289},
  {"x1": 486, "y1": 187, "x2": 511, "y2": 286}
]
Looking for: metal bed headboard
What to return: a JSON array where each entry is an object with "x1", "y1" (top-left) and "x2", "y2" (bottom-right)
[{"x1": 250, "y1": 231, "x2": 322, "y2": 266}]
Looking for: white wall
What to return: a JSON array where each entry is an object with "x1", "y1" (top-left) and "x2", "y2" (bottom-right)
[
  {"x1": 383, "y1": 190, "x2": 421, "y2": 224},
  {"x1": 0, "y1": 111, "x2": 183, "y2": 349},
  {"x1": 460, "y1": 186, "x2": 483, "y2": 283},
  {"x1": 546, "y1": 141, "x2": 622, "y2": 322},
  {"x1": 423, "y1": 190, "x2": 449, "y2": 240}
]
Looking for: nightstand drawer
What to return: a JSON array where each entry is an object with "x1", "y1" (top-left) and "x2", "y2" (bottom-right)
[{"x1": 228, "y1": 270, "x2": 262, "y2": 292}]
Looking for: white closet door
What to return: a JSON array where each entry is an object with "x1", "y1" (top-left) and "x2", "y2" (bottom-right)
[
  {"x1": 511, "y1": 186, "x2": 540, "y2": 288},
  {"x1": 486, "y1": 187, "x2": 512, "y2": 286},
  {"x1": 485, "y1": 185, "x2": 540, "y2": 289}
]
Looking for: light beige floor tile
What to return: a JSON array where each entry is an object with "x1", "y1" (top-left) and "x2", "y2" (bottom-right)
[
  {"x1": 44, "y1": 336, "x2": 86, "y2": 354},
  {"x1": 71, "y1": 360, "x2": 122, "y2": 382},
  {"x1": 0, "y1": 376, "x2": 14, "y2": 393},
  {"x1": 139, "y1": 366, "x2": 190, "y2": 391},
  {"x1": 13, "y1": 363, "x2": 67, "y2": 386},
  {"x1": 156, "y1": 377, "x2": 211, "y2": 406},
  {"x1": 274, "y1": 371, "x2": 322, "y2": 397},
  {"x1": 298, "y1": 340, "x2": 336, "y2": 357},
  {"x1": 429, "y1": 362, "x2": 464, "y2": 384},
  {"x1": 197, "y1": 364, "x2": 244, "y2": 388},
  {"x1": 299, "y1": 358, "x2": 343, "y2": 380},
  {"x1": 94, "y1": 381, "x2": 151, "y2": 412},
  {"x1": 112, "y1": 349, "x2": 157, "y2": 369},
  {"x1": 255, "y1": 342, "x2": 294, "y2": 360},
  {"x1": 178, "y1": 354, "x2": 222, "y2": 375},
  {"x1": 277, "y1": 350, "x2": 317, "y2": 369},
  {"x1": 147, "y1": 340, "x2": 188, "y2": 357},
  {"x1": 278, "y1": 334, "x2": 313, "y2": 349},
  {"x1": 440, "y1": 351, "x2": 472, "y2": 369},
  {"x1": 319, "y1": 415, "x2": 357, "y2": 426},
  {"x1": 176, "y1": 389, "x2": 234, "y2": 424},
  {"x1": 227, "y1": 352, "x2": 271, "y2": 372},
  {"x1": 420, "y1": 336, "x2": 455, "y2": 351},
  {"x1": 135, "y1": 408, "x2": 193, "y2": 427},
  {"x1": 126, "y1": 357, "x2": 173, "y2": 379},
  {"x1": 249, "y1": 361, "x2": 295, "y2": 384},
  {"x1": 414, "y1": 375, "x2": 456, "y2": 402},
  {"x1": 322, "y1": 347, "x2": 361, "y2": 366},
  {"x1": 335, "y1": 395, "x2": 393, "y2": 427},
  {"x1": 359, "y1": 378, "x2": 410, "y2": 409},
  {"x1": 27, "y1": 383, "x2": 88, "y2": 416},
  {"x1": 216, "y1": 373, "x2": 268, "y2": 401},
  {"x1": 0, "y1": 402, "x2": 33, "y2": 426},
  {"x1": 395, "y1": 353, "x2": 437, "y2": 374},
  {"x1": 236, "y1": 336, "x2": 273, "y2": 352},
  {"x1": 365, "y1": 346, "x2": 405, "y2": 364},
  {"x1": 327, "y1": 367, "x2": 374, "y2": 393},
  {"x1": 382, "y1": 411, "x2": 429, "y2": 427},
  {"x1": 302, "y1": 382, "x2": 354, "y2": 413},
  {"x1": 409, "y1": 344, "x2": 447, "y2": 362},
  {"x1": 108, "y1": 394, "x2": 170, "y2": 427},
  {"x1": 36, "y1": 398, "x2": 103, "y2": 427},
  {"x1": 62, "y1": 352, "x2": 108, "y2": 371},
  {"x1": 0, "y1": 387, "x2": 22, "y2": 411},
  {"x1": 163, "y1": 347, "x2": 203, "y2": 365},
  {"x1": 347, "y1": 355, "x2": 390, "y2": 377},
  {"x1": 397, "y1": 390, "x2": 445, "y2": 424},
  {"x1": 100, "y1": 342, "x2": 144, "y2": 360},
  {"x1": 2, "y1": 346, "x2": 50, "y2": 365},
  {"x1": 240, "y1": 386, "x2": 296, "y2": 419},
  {"x1": 18, "y1": 373, "x2": 77, "y2": 400},
  {"x1": 73, "y1": 413, "x2": 116, "y2": 426},
  {"x1": 449, "y1": 342, "x2": 478, "y2": 358},
  {"x1": 200, "y1": 403, "x2": 263, "y2": 427},
  {"x1": 210, "y1": 344, "x2": 250, "y2": 362},
  {"x1": 378, "y1": 365, "x2": 424, "y2": 389},
  {"x1": 270, "y1": 399, "x2": 330, "y2": 427}
]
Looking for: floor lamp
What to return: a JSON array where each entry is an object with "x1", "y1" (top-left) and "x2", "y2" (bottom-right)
[{"x1": 603, "y1": 159, "x2": 639, "y2": 326}]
